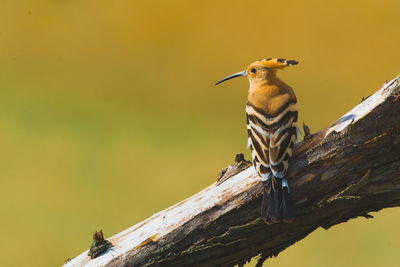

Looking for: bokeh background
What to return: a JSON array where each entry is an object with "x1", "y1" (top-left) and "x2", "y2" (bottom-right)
[{"x1": 1, "y1": 0, "x2": 400, "y2": 266}]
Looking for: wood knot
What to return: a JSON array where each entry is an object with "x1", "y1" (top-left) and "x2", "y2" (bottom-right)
[
  {"x1": 217, "y1": 153, "x2": 251, "y2": 185},
  {"x1": 303, "y1": 122, "x2": 312, "y2": 140}
]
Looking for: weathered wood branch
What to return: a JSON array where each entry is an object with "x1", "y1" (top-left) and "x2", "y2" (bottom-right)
[{"x1": 66, "y1": 76, "x2": 400, "y2": 267}]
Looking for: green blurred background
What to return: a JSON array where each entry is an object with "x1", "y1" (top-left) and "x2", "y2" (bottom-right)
[{"x1": 1, "y1": 0, "x2": 399, "y2": 266}]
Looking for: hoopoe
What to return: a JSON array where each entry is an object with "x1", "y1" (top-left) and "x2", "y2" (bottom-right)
[{"x1": 216, "y1": 58, "x2": 299, "y2": 224}]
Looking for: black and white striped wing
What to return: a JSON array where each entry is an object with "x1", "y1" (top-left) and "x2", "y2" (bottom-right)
[
  {"x1": 246, "y1": 102, "x2": 298, "y2": 183},
  {"x1": 268, "y1": 103, "x2": 298, "y2": 180},
  {"x1": 246, "y1": 105, "x2": 272, "y2": 182}
]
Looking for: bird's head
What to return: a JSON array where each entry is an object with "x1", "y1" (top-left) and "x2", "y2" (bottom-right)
[{"x1": 215, "y1": 58, "x2": 298, "y2": 85}]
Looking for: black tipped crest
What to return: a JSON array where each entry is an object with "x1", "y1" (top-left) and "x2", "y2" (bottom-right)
[{"x1": 286, "y1": 60, "x2": 298, "y2": 66}]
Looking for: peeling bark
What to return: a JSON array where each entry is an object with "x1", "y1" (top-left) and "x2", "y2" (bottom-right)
[{"x1": 65, "y1": 76, "x2": 400, "y2": 267}]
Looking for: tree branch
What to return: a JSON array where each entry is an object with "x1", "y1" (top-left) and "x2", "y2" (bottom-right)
[{"x1": 65, "y1": 75, "x2": 400, "y2": 267}]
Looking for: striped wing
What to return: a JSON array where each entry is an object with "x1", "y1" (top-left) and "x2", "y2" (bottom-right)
[{"x1": 246, "y1": 102, "x2": 298, "y2": 183}]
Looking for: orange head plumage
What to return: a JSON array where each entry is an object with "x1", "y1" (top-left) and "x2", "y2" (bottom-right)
[{"x1": 215, "y1": 58, "x2": 298, "y2": 85}]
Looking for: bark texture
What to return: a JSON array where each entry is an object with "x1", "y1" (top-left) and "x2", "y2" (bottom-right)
[{"x1": 65, "y1": 76, "x2": 400, "y2": 267}]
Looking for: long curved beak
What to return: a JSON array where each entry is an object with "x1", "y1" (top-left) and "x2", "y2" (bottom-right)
[{"x1": 215, "y1": 70, "x2": 247, "y2": 85}]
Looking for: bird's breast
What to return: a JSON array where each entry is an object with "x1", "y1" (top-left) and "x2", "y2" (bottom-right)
[{"x1": 248, "y1": 89, "x2": 295, "y2": 117}]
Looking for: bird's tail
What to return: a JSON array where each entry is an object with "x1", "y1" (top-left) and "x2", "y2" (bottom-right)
[{"x1": 261, "y1": 177, "x2": 294, "y2": 224}]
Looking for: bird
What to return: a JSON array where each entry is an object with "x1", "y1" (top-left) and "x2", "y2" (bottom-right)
[{"x1": 216, "y1": 58, "x2": 299, "y2": 224}]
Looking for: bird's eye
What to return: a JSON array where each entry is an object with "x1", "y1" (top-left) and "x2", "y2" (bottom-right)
[{"x1": 250, "y1": 68, "x2": 257, "y2": 73}]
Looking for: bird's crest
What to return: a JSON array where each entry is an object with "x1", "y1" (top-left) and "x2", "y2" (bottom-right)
[{"x1": 257, "y1": 58, "x2": 298, "y2": 69}]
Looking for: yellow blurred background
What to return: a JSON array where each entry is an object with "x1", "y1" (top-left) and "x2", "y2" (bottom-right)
[{"x1": 1, "y1": 0, "x2": 399, "y2": 266}]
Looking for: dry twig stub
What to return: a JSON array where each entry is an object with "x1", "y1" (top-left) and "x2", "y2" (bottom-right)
[{"x1": 88, "y1": 230, "x2": 112, "y2": 259}]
